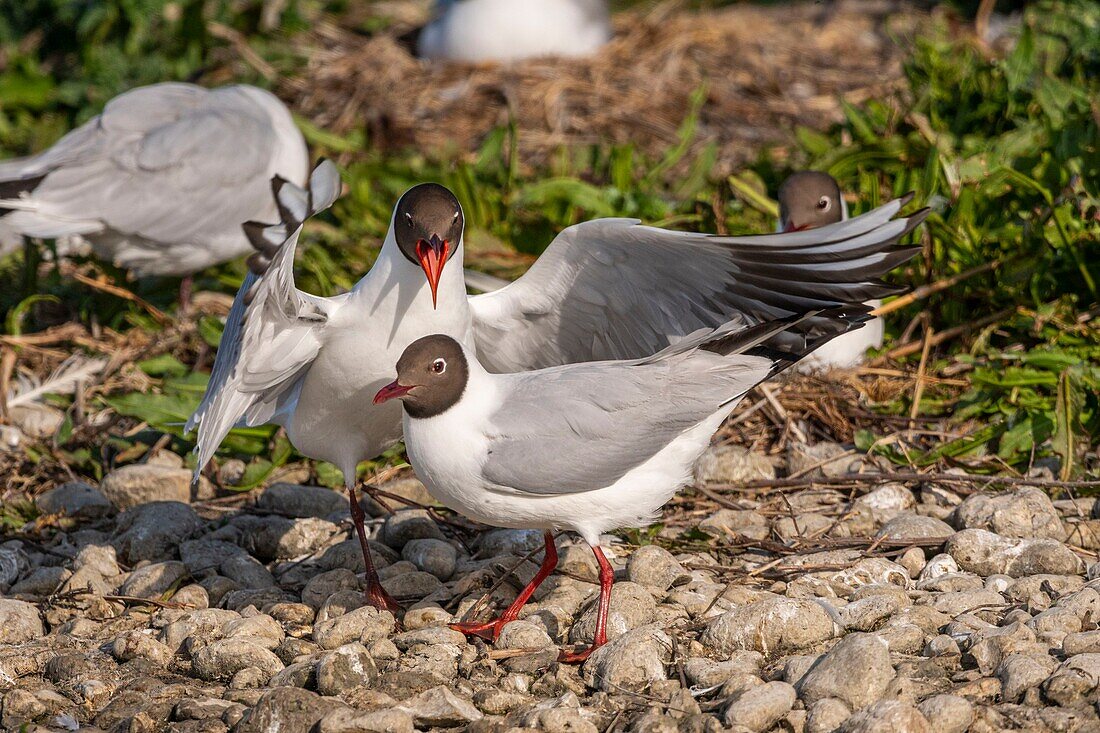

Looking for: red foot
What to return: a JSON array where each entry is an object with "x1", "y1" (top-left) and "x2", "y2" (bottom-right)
[
  {"x1": 449, "y1": 618, "x2": 508, "y2": 642},
  {"x1": 366, "y1": 582, "x2": 404, "y2": 618},
  {"x1": 557, "y1": 644, "x2": 600, "y2": 664}
]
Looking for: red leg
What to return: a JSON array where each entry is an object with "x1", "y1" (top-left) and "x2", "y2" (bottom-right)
[
  {"x1": 558, "y1": 543, "x2": 614, "y2": 663},
  {"x1": 452, "y1": 531, "x2": 558, "y2": 642},
  {"x1": 349, "y1": 486, "x2": 403, "y2": 617}
]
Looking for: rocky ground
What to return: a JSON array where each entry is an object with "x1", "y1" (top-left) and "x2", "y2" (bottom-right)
[{"x1": 2, "y1": 443, "x2": 1100, "y2": 733}]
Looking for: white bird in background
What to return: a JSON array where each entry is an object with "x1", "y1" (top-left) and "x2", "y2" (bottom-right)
[
  {"x1": 417, "y1": 0, "x2": 612, "y2": 63},
  {"x1": 0, "y1": 82, "x2": 309, "y2": 306},
  {"x1": 375, "y1": 310, "x2": 867, "y2": 661},
  {"x1": 776, "y1": 171, "x2": 885, "y2": 369},
  {"x1": 189, "y1": 160, "x2": 925, "y2": 615}
]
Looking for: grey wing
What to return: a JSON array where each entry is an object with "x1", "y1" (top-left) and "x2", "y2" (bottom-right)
[
  {"x1": 0, "y1": 84, "x2": 304, "y2": 253},
  {"x1": 481, "y1": 354, "x2": 773, "y2": 495},
  {"x1": 469, "y1": 199, "x2": 926, "y2": 372},
  {"x1": 186, "y1": 162, "x2": 343, "y2": 478}
]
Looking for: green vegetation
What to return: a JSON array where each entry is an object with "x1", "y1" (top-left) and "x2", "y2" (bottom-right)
[{"x1": 0, "y1": 0, "x2": 1096, "y2": 488}]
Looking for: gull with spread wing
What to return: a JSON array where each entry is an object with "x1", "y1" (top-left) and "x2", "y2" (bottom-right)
[{"x1": 189, "y1": 160, "x2": 926, "y2": 615}]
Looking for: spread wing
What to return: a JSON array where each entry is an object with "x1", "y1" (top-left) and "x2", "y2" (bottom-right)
[
  {"x1": 469, "y1": 199, "x2": 926, "y2": 372},
  {"x1": 186, "y1": 161, "x2": 342, "y2": 477},
  {"x1": 0, "y1": 83, "x2": 306, "y2": 252}
]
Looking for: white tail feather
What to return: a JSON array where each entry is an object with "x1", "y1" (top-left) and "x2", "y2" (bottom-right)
[{"x1": 7, "y1": 355, "x2": 108, "y2": 409}]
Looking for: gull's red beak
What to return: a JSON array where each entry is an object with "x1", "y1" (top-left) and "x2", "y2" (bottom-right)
[
  {"x1": 782, "y1": 221, "x2": 810, "y2": 233},
  {"x1": 373, "y1": 380, "x2": 414, "y2": 405},
  {"x1": 416, "y1": 234, "x2": 450, "y2": 309}
]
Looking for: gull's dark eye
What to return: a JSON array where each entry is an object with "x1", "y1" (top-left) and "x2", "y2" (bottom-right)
[
  {"x1": 453, "y1": 211, "x2": 460, "y2": 220},
  {"x1": 431, "y1": 358, "x2": 447, "y2": 374},
  {"x1": 817, "y1": 196, "x2": 832, "y2": 211},
  {"x1": 405, "y1": 212, "x2": 414, "y2": 227}
]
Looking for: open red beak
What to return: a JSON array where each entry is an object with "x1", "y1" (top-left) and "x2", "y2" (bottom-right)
[
  {"x1": 373, "y1": 380, "x2": 414, "y2": 405},
  {"x1": 416, "y1": 234, "x2": 450, "y2": 309},
  {"x1": 782, "y1": 221, "x2": 810, "y2": 233}
]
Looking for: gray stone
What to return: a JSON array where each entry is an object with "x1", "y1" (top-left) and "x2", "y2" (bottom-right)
[
  {"x1": 498, "y1": 620, "x2": 554, "y2": 650},
  {"x1": 570, "y1": 581, "x2": 657, "y2": 644},
  {"x1": 402, "y1": 538, "x2": 457, "y2": 581},
  {"x1": 396, "y1": 685, "x2": 482, "y2": 727},
  {"x1": 116, "y1": 560, "x2": 188, "y2": 599},
  {"x1": 270, "y1": 660, "x2": 316, "y2": 688},
  {"x1": 392, "y1": 625, "x2": 467, "y2": 650},
  {"x1": 219, "y1": 554, "x2": 275, "y2": 589},
  {"x1": 10, "y1": 566, "x2": 71, "y2": 596},
  {"x1": 179, "y1": 539, "x2": 247, "y2": 574},
  {"x1": 313, "y1": 606, "x2": 395, "y2": 649},
  {"x1": 35, "y1": 481, "x2": 112, "y2": 519},
  {"x1": 0, "y1": 599, "x2": 45, "y2": 643},
  {"x1": 318, "y1": 708, "x2": 415, "y2": 733},
  {"x1": 837, "y1": 594, "x2": 904, "y2": 631},
  {"x1": 473, "y1": 688, "x2": 533, "y2": 716},
  {"x1": 702, "y1": 598, "x2": 838, "y2": 656},
  {"x1": 302, "y1": 568, "x2": 360, "y2": 610},
  {"x1": 806, "y1": 698, "x2": 851, "y2": 733},
  {"x1": 267, "y1": 602, "x2": 315, "y2": 638},
  {"x1": 876, "y1": 514, "x2": 954, "y2": 541},
  {"x1": 930, "y1": 589, "x2": 1005, "y2": 616},
  {"x1": 1042, "y1": 653, "x2": 1100, "y2": 706},
  {"x1": 223, "y1": 614, "x2": 285, "y2": 650},
  {"x1": 363, "y1": 476, "x2": 436, "y2": 516},
  {"x1": 946, "y1": 529, "x2": 1083, "y2": 577},
  {"x1": 996, "y1": 652, "x2": 1056, "y2": 701},
  {"x1": 476, "y1": 528, "x2": 543, "y2": 557},
  {"x1": 191, "y1": 638, "x2": 284, "y2": 682},
  {"x1": 723, "y1": 681, "x2": 796, "y2": 732},
  {"x1": 381, "y1": 570, "x2": 442, "y2": 601},
  {"x1": 316, "y1": 589, "x2": 365, "y2": 624},
  {"x1": 837, "y1": 700, "x2": 930, "y2": 732},
  {"x1": 382, "y1": 509, "x2": 445, "y2": 549},
  {"x1": 1, "y1": 689, "x2": 46, "y2": 729},
  {"x1": 797, "y1": 633, "x2": 893, "y2": 709},
  {"x1": 113, "y1": 502, "x2": 204, "y2": 563},
  {"x1": 110, "y1": 630, "x2": 173, "y2": 666},
  {"x1": 0, "y1": 545, "x2": 28, "y2": 587},
  {"x1": 316, "y1": 642, "x2": 378, "y2": 695},
  {"x1": 257, "y1": 483, "x2": 347, "y2": 518},
  {"x1": 699, "y1": 509, "x2": 770, "y2": 540},
  {"x1": 916, "y1": 695, "x2": 974, "y2": 733},
  {"x1": 786, "y1": 441, "x2": 852, "y2": 479},
  {"x1": 234, "y1": 688, "x2": 348, "y2": 733},
  {"x1": 627, "y1": 545, "x2": 691, "y2": 591},
  {"x1": 697, "y1": 444, "x2": 776, "y2": 483},
  {"x1": 582, "y1": 624, "x2": 671, "y2": 692},
  {"x1": 99, "y1": 464, "x2": 195, "y2": 508},
  {"x1": 854, "y1": 483, "x2": 916, "y2": 525},
  {"x1": 952, "y1": 488, "x2": 1066, "y2": 540}
]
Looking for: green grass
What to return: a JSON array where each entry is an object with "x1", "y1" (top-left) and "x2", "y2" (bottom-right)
[{"x1": 0, "y1": 0, "x2": 1096, "y2": 486}]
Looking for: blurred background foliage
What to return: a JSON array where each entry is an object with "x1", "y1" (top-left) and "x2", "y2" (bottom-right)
[{"x1": 0, "y1": 0, "x2": 1096, "y2": 484}]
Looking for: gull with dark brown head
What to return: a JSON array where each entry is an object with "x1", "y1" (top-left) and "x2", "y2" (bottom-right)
[
  {"x1": 190, "y1": 161, "x2": 926, "y2": 617},
  {"x1": 376, "y1": 308, "x2": 869, "y2": 661}
]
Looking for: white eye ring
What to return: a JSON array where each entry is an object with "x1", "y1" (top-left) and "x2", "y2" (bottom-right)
[
  {"x1": 431, "y1": 358, "x2": 447, "y2": 374},
  {"x1": 453, "y1": 211, "x2": 460, "y2": 220},
  {"x1": 405, "y1": 212, "x2": 414, "y2": 226},
  {"x1": 817, "y1": 196, "x2": 832, "y2": 211}
]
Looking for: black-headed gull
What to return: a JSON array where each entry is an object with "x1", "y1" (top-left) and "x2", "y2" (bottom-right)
[
  {"x1": 189, "y1": 161, "x2": 925, "y2": 615},
  {"x1": 777, "y1": 171, "x2": 883, "y2": 370},
  {"x1": 0, "y1": 82, "x2": 308, "y2": 304},
  {"x1": 375, "y1": 309, "x2": 867, "y2": 660},
  {"x1": 417, "y1": 0, "x2": 611, "y2": 63}
]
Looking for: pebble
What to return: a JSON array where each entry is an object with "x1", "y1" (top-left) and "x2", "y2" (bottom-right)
[
  {"x1": 916, "y1": 694, "x2": 974, "y2": 733},
  {"x1": 946, "y1": 529, "x2": 1083, "y2": 577},
  {"x1": 582, "y1": 624, "x2": 671, "y2": 692},
  {"x1": 837, "y1": 700, "x2": 931, "y2": 732},
  {"x1": 316, "y1": 643, "x2": 378, "y2": 695},
  {"x1": 723, "y1": 681, "x2": 796, "y2": 732},
  {"x1": 0, "y1": 599, "x2": 45, "y2": 643},
  {"x1": 317, "y1": 708, "x2": 415, "y2": 733},
  {"x1": 117, "y1": 560, "x2": 188, "y2": 598},
  {"x1": 853, "y1": 483, "x2": 916, "y2": 525},
  {"x1": 806, "y1": 698, "x2": 851, "y2": 733},
  {"x1": 396, "y1": 686, "x2": 483, "y2": 727},
  {"x1": 570, "y1": 581, "x2": 657, "y2": 644},
  {"x1": 498, "y1": 620, "x2": 554, "y2": 649},
  {"x1": 35, "y1": 481, "x2": 112, "y2": 519},
  {"x1": 797, "y1": 633, "x2": 893, "y2": 709},
  {"x1": 402, "y1": 538, "x2": 458, "y2": 580},
  {"x1": 382, "y1": 509, "x2": 446, "y2": 548},
  {"x1": 626, "y1": 545, "x2": 691, "y2": 591},
  {"x1": 1042, "y1": 653, "x2": 1100, "y2": 706},
  {"x1": 302, "y1": 568, "x2": 361, "y2": 610},
  {"x1": 256, "y1": 482, "x2": 348, "y2": 518},
  {"x1": 313, "y1": 606, "x2": 395, "y2": 649},
  {"x1": 952, "y1": 487, "x2": 1066, "y2": 540},
  {"x1": 875, "y1": 513, "x2": 954, "y2": 541},
  {"x1": 219, "y1": 554, "x2": 275, "y2": 589},
  {"x1": 99, "y1": 464, "x2": 195, "y2": 508},
  {"x1": 702, "y1": 598, "x2": 838, "y2": 656},
  {"x1": 696, "y1": 444, "x2": 776, "y2": 483},
  {"x1": 190, "y1": 639, "x2": 284, "y2": 682},
  {"x1": 234, "y1": 688, "x2": 348, "y2": 733},
  {"x1": 113, "y1": 502, "x2": 204, "y2": 563},
  {"x1": 785, "y1": 441, "x2": 852, "y2": 478}
]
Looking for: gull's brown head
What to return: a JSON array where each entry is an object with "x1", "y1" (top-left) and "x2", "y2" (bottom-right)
[
  {"x1": 394, "y1": 183, "x2": 464, "y2": 308},
  {"x1": 373, "y1": 334, "x2": 468, "y2": 419},
  {"x1": 777, "y1": 171, "x2": 844, "y2": 232}
]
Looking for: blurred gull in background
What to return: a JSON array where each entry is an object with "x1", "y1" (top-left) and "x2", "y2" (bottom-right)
[
  {"x1": 0, "y1": 82, "x2": 308, "y2": 307},
  {"x1": 417, "y1": 0, "x2": 611, "y2": 63}
]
